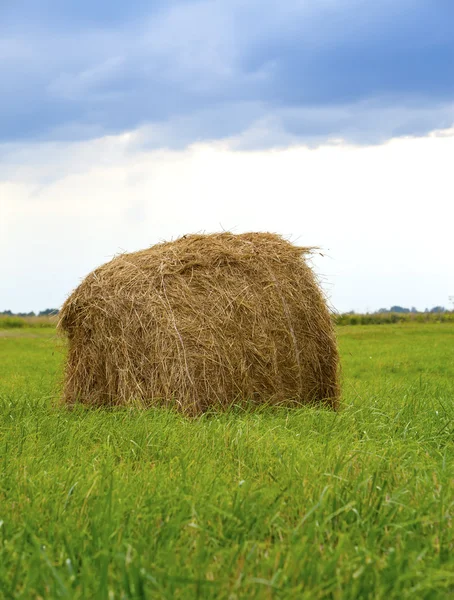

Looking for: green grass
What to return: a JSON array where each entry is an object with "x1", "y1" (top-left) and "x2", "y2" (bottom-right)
[{"x1": 0, "y1": 324, "x2": 453, "y2": 599}]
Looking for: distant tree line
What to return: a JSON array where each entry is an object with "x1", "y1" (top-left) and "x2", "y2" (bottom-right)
[
  {"x1": 335, "y1": 307, "x2": 453, "y2": 326},
  {"x1": 376, "y1": 306, "x2": 447, "y2": 314},
  {"x1": 0, "y1": 308, "x2": 60, "y2": 317},
  {"x1": 0, "y1": 306, "x2": 449, "y2": 317}
]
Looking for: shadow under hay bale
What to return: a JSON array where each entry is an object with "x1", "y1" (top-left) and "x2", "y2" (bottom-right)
[{"x1": 58, "y1": 232, "x2": 339, "y2": 415}]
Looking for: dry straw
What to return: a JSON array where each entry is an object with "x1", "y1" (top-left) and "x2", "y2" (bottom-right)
[{"x1": 58, "y1": 232, "x2": 339, "y2": 415}]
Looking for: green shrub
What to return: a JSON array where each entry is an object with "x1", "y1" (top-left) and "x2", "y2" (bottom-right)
[
  {"x1": 0, "y1": 316, "x2": 26, "y2": 329},
  {"x1": 0, "y1": 316, "x2": 57, "y2": 329},
  {"x1": 334, "y1": 311, "x2": 454, "y2": 326}
]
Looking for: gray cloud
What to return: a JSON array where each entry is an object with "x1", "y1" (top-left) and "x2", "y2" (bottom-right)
[{"x1": 1, "y1": 0, "x2": 453, "y2": 146}]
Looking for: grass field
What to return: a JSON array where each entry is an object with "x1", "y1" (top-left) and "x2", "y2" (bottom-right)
[{"x1": 0, "y1": 324, "x2": 453, "y2": 599}]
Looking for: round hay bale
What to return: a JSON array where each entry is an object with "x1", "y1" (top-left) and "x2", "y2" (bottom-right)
[{"x1": 58, "y1": 232, "x2": 339, "y2": 414}]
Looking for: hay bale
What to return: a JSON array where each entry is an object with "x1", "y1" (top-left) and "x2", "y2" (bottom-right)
[{"x1": 58, "y1": 232, "x2": 339, "y2": 414}]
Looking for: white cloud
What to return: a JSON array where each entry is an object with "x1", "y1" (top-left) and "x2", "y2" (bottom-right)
[{"x1": 1, "y1": 127, "x2": 453, "y2": 313}]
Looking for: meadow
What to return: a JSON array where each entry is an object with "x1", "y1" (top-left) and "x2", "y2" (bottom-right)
[{"x1": 0, "y1": 324, "x2": 453, "y2": 599}]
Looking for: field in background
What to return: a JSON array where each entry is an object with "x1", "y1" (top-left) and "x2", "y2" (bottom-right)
[
  {"x1": 335, "y1": 311, "x2": 454, "y2": 326},
  {"x1": 0, "y1": 315, "x2": 58, "y2": 329},
  {"x1": 0, "y1": 324, "x2": 453, "y2": 598},
  {"x1": 2, "y1": 312, "x2": 454, "y2": 330}
]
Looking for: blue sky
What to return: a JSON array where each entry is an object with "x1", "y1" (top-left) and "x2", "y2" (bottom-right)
[
  {"x1": 2, "y1": 0, "x2": 453, "y2": 146},
  {"x1": 1, "y1": 1, "x2": 453, "y2": 313}
]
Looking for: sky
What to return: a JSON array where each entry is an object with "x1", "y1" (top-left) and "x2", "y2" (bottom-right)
[{"x1": 1, "y1": 0, "x2": 453, "y2": 313}]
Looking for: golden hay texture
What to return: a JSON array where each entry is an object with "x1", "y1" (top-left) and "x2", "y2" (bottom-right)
[{"x1": 58, "y1": 232, "x2": 339, "y2": 414}]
